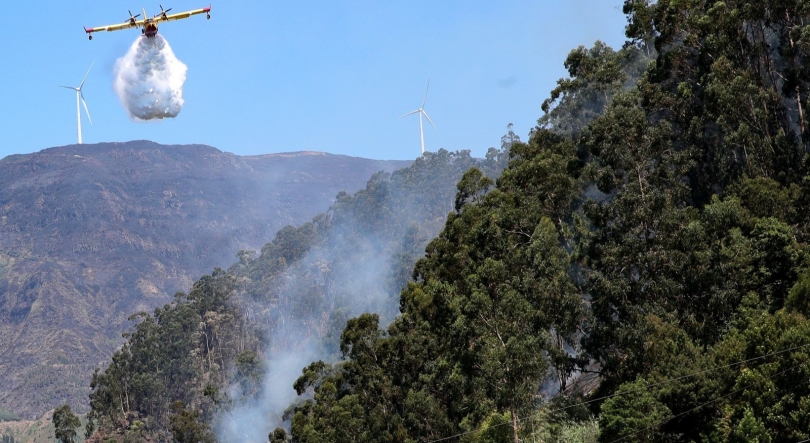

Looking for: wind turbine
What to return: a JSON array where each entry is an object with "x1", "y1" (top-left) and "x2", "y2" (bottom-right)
[
  {"x1": 60, "y1": 62, "x2": 94, "y2": 144},
  {"x1": 400, "y1": 80, "x2": 437, "y2": 155}
]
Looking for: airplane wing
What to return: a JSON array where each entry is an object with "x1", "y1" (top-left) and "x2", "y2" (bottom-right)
[
  {"x1": 157, "y1": 6, "x2": 211, "y2": 23},
  {"x1": 85, "y1": 20, "x2": 142, "y2": 35}
]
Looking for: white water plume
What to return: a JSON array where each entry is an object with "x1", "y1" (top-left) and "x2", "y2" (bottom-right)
[{"x1": 114, "y1": 35, "x2": 187, "y2": 120}]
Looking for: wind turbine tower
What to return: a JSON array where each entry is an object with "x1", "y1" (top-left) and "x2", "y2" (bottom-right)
[
  {"x1": 401, "y1": 80, "x2": 437, "y2": 154},
  {"x1": 61, "y1": 62, "x2": 94, "y2": 144}
]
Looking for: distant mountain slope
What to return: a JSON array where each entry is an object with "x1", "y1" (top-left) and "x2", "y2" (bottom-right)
[{"x1": 0, "y1": 140, "x2": 409, "y2": 419}]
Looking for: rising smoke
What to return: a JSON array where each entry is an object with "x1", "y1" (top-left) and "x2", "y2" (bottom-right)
[
  {"x1": 114, "y1": 35, "x2": 187, "y2": 120},
  {"x1": 216, "y1": 225, "x2": 399, "y2": 442},
  {"x1": 214, "y1": 151, "x2": 510, "y2": 442}
]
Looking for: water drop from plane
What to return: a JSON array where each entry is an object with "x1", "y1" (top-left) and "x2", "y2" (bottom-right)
[{"x1": 113, "y1": 34, "x2": 187, "y2": 120}]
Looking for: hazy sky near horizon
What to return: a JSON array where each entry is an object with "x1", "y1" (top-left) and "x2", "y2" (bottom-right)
[{"x1": 0, "y1": 1, "x2": 627, "y2": 161}]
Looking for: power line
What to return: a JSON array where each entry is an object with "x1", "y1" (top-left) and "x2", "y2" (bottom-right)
[
  {"x1": 421, "y1": 342, "x2": 810, "y2": 443},
  {"x1": 551, "y1": 342, "x2": 810, "y2": 414},
  {"x1": 424, "y1": 431, "x2": 476, "y2": 443}
]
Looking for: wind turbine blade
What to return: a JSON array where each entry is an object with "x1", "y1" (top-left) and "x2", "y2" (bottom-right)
[
  {"x1": 59, "y1": 86, "x2": 77, "y2": 90},
  {"x1": 422, "y1": 79, "x2": 430, "y2": 108},
  {"x1": 79, "y1": 61, "x2": 95, "y2": 90},
  {"x1": 81, "y1": 93, "x2": 92, "y2": 125},
  {"x1": 400, "y1": 110, "x2": 420, "y2": 118},
  {"x1": 422, "y1": 110, "x2": 437, "y2": 130}
]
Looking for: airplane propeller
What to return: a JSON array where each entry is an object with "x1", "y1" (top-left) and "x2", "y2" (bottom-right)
[
  {"x1": 127, "y1": 10, "x2": 141, "y2": 24},
  {"x1": 159, "y1": 5, "x2": 173, "y2": 16}
]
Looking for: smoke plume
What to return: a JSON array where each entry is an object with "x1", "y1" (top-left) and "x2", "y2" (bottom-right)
[
  {"x1": 114, "y1": 35, "x2": 187, "y2": 120},
  {"x1": 214, "y1": 151, "x2": 510, "y2": 441},
  {"x1": 216, "y1": 225, "x2": 398, "y2": 442}
]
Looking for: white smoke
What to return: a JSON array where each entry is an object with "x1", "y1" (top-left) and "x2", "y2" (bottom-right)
[
  {"x1": 215, "y1": 225, "x2": 399, "y2": 442},
  {"x1": 114, "y1": 35, "x2": 187, "y2": 120},
  {"x1": 217, "y1": 339, "x2": 319, "y2": 443}
]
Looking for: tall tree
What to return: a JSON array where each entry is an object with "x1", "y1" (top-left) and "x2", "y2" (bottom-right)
[
  {"x1": 53, "y1": 405, "x2": 80, "y2": 443},
  {"x1": 169, "y1": 401, "x2": 215, "y2": 443}
]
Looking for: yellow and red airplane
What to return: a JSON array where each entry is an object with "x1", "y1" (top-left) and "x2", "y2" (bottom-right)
[{"x1": 84, "y1": 5, "x2": 211, "y2": 40}]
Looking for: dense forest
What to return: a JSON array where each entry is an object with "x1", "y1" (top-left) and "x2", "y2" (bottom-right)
[{"x1": 67, "y1": 0, "x2": 810, "y2": 442}]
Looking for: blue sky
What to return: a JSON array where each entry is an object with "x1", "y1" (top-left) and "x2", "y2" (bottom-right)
[{"x1": 0, "y1": 1, "x2": 627, "y2": 161}]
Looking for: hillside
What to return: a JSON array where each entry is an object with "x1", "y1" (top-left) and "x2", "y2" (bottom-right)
[
  {"x1": 81, "y1": 145, "x2": 513, "y2": 442},
  {"x1": 0, "y1": 141, "x2": 409, "y2": 419},
  {"x1": 283, "y1": 2, "x2": 810, "y2": 441}
]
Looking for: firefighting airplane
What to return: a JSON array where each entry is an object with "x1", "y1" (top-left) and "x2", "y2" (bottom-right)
[{"x1": 84, "y1": 5, "x2": 211, "y2": 40}]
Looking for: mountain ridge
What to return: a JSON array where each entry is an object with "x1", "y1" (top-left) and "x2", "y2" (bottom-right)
[{"x1": 0, "y1": 140, "x2": 410, "y2": 418}]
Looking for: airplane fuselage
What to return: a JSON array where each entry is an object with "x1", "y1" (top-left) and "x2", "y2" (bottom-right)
[{"x1": 143, "y1": 21, "x2": 159, "y2": 37}]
